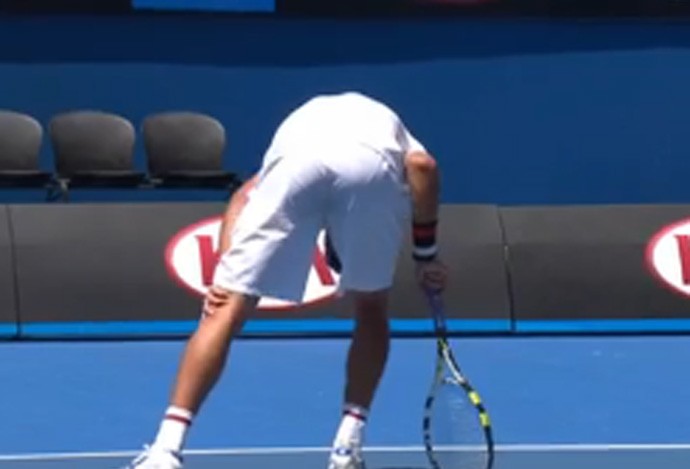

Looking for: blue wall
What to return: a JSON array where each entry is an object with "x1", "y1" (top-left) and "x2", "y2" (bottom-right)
[{"x1": 2, "y1": 15, "x2": 690, "y2": 204}]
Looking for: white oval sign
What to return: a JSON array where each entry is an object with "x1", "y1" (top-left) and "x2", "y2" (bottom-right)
[
  {"x1": 165, "y1": 216, "x2": 340, "y2": 311},
  {"x1": 646, "y1": 217, "x2": 690, "y2": 299}
]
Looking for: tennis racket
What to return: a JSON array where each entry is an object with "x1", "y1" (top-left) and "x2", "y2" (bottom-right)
[{"x1": 422, "y1": 288, "x2": 495, "y2": 469}]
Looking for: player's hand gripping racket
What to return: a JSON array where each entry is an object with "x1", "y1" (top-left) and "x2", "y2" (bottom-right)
[{"x1": 422, "y1": 288, "x2": 495, "y2": 469}]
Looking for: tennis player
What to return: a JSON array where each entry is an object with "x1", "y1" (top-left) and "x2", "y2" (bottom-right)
[{"x1": 123, "y1": 92, "x2": 447, "y2": 469}]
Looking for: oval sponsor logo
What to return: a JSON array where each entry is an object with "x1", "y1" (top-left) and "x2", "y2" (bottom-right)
[
  {"x1": 646, "y1": 217, "x2": 690, "y2": 298},
  {"x1": 164, "y1": 216, "x2": 341, "y2": 311}
]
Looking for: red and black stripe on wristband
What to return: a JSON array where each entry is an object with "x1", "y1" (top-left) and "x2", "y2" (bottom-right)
[{"x1": 412, "y1": 220, "x2": 438, "y2": 261}]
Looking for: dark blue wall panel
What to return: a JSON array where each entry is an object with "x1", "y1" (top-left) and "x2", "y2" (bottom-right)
[{"x1": 0, "y1": 16, "x2": 689, "y2": 205}]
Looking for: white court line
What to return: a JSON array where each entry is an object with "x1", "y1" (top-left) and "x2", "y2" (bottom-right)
[{"x1": 1, "y1": 444, "x2": 690, "y2": 461}]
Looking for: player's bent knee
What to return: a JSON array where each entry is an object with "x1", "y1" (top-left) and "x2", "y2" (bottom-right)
[{"x1": 201, "y1": 291, "x2": 257, "y2": 329}]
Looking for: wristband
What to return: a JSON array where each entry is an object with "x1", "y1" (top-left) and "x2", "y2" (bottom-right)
[{"x1": 412, "y1": 220, "x2": 438, "y2": 261}]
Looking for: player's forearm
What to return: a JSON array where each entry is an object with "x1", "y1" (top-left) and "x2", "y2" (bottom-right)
[
  {"x1": 405, "y1": 151, "x2": 441, "y2": 262},
  {"x1": 218, "y1": 175, "x2": 258, "y2": 253},
  {"x1": 405, "y1": 151, "x2": 440, "y2": 224}
]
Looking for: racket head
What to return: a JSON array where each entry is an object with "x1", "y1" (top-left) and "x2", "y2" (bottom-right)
[{"x1": 423, "y1": 341, "x2": 495, "y2": 469}]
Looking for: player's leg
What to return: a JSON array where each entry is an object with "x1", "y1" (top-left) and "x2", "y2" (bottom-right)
[
  {"x1": 329, "y1": 289, "x2": 391, "y2": 468},
  {"x1": 345, "y1": 290, "x2": 390, "y2": 410},
  {"x1": 167, "y1": 290, "x2": 257, "y2": 412},
  {"x1": 327, "y1": 164, "x2": 410, "y2": 469},
  {"x1": 126, "y1": 292, "x2": 256, "y2": 469},
  {"x1": 123, "y1": 157, "x2": 328, "y2": 469}
]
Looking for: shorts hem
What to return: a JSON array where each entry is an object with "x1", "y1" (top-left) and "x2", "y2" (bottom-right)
[
  {"x1": 213, "y1": 280, "x2": 306, "y2": 304},
  {"x1": 212, "y1": 281, "x2": 264, "y2": 299}
]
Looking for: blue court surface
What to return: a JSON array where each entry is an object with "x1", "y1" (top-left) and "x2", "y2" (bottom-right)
[{"x1": 2, "y1": 335, "x2": 690, "y2": 468}]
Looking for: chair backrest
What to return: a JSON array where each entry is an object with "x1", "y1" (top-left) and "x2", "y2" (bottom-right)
[
  {"x1": 0, "y1": 111, "x2": 43, "y2": 171},
  {"x1": 142, "y1": 112, "x2": 226, "y2": 176},
  {"x1": 49, "y1": 111, "x2": 136, "y2": 176}
]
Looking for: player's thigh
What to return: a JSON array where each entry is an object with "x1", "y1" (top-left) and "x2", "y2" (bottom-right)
[
  {"x1": 214, "y1": 160, "x2": 327, "y2": 302},
  {"x1": 329, "y1": 198, "x2": 408, "y2": 294}
]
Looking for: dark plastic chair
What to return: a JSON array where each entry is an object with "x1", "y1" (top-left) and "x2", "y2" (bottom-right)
[
  {"x1": 0, "y1": 110, "x2": 53, "y2": 189},
  {"x1": 49, "y1": 110, "x2": 146, "y2": 197},
  {"x1": 142, "y1": 111, "x2": 241, "y2": 190}
]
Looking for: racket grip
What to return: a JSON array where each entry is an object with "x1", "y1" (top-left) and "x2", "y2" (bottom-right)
[{"x1": 424, "y1": 287, "x2": 444, "y2": 311}]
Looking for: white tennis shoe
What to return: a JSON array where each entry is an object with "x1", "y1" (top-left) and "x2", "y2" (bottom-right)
[
  {"x1": 122, "y1": 445, "x2": 183, "y2": 469},
  {"x1": 328, "y1": 445, "x2": 366, "y2": 469}
]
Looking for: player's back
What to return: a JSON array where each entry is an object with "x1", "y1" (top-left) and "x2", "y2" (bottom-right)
[{"x1": 266, "y1": 92, "x2": 414, "y2": 169}]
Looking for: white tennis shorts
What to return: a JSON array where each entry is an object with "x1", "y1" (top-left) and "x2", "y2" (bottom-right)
[{"x1": 212, "y1": 147, "x2": 411, "y2": 302}]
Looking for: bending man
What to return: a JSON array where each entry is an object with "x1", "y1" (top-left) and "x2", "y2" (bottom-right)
[{"x1": 125, "y1": 91, "x2": 448, "y2": 469}]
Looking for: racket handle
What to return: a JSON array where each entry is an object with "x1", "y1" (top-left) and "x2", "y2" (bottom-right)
[
  {"x1": 424, "y1": 287, "x2": 444, "y2": 310},
  {"x1": 424, "y1": 288, "x2": 448, "y2": 335}
]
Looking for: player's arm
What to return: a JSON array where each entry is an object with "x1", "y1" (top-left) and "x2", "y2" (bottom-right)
[
  {"x1": 404, "y1": 150, "x2": 440, "y2": 261},
  {"x1": 218, "y1": 174, "x2": 259, "y2": 254}
]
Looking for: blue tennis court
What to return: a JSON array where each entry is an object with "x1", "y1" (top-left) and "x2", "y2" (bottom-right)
[{"x1": 2, "y1": 335, "x2": 689, "y2": 468}]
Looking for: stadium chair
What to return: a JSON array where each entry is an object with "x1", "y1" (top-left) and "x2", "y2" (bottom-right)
[
  {"x1": 142, "y1": 111, "x2": 241, "y2": 190},
  {"x1": 0, "y1": 110, "x2": 54, "y2": 189},
  {"x1": 49, "y1": 110, "x2": 146, "y2": 199}
]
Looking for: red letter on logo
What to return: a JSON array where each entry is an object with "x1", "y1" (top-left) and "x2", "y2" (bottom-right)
[
  {"x1": 675, "y1": 234, "x2": 690, "y2": 285},
  {"x1": 313, "y1": 248, "x2": 335, "y2": 286},
  {"x1": 196, "y1": 235, "x2": 220, "y2": 286},
  {"x1": 196, "y1": 238, "x2": 334, "y2": 289}
]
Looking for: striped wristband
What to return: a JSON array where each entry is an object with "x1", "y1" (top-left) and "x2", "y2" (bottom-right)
[{"x1": 412, "y1": 220, "x2": 438, "y2": 262}]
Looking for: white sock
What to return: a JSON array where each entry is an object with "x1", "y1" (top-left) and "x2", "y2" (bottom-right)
[
  {"x1": 153, "y1": 406, "x2": 194, "y2": 452},
  {"x1": 333, "y1": 403, "x2": 368, "y2": 448}
]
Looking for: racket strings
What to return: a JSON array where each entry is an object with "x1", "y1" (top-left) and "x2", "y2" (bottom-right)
[{"x1": 430, "y1": 380, "x2": 490, "y2": 469}]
